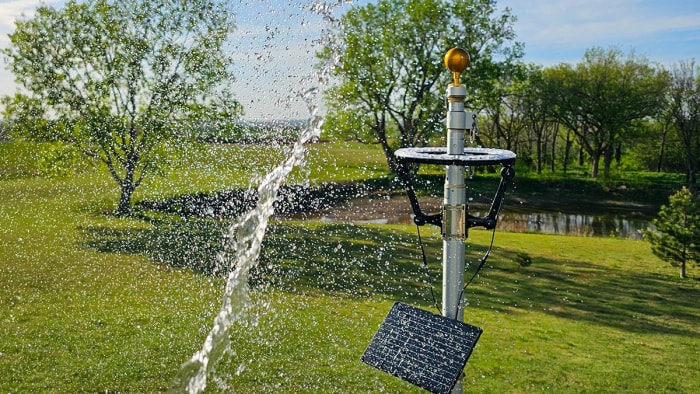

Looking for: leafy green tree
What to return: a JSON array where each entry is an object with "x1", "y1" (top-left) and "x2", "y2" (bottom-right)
[
  {"x1": 321, "y1": 109, "x2": 376, "y2": 143},
  {"x1": 483, "y1": 63, "x2": 560, "y2": 174},
  {"x1": 523, "y1": 65, "x2": 568, "y2": 173},
  {"x1": 1, "y1": 0, "x2": 241, "y2": 214},
  {"x1": 319, "y1": 0, "x2": 523, "y2": 172},
  {"x1": 644, "y1": 187, "x2": 700, "y2": 278},
  {"x1": 479, "y1": 62, "x2": 527, "y2": 153},
  {"x1": 667, "y1": 60, "x2": 700, "y2": 188},
  {"x1": 544, "y1": 47, "x2": 668, "y2": 178}
]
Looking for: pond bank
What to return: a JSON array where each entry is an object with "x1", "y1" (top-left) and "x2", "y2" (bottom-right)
[
  {"x1": 283, "y1": 192, "x2": 654, "y2": 239},
  {"x1": 138, "y1": 176, "x2": 663, "y2": 240}
]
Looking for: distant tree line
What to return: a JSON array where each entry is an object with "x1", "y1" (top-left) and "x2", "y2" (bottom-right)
[
  {"x1": 2, "y1": 0, "x2": 699, "y2": 217},
  {"x1": 194, "y1": 120, "x2": 308, "y2": 145},
  {"x1": 321, "y1": 0, "x2": 700, "y2": 189},
  {"x1": 476, "y1": 51, "x2": 699, "y2": 185}
]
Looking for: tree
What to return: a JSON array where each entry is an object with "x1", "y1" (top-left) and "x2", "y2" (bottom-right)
[
  {"x1": 651, "y1": 102, "x2": 678, "y2": 173},
  {"x1": 0, "y1": 120, "x2": 7, "y2": 142},
  {"x1": 508, "y1": 63, "x2": 559, "y2": 174},
  {"x1": 644, "y1": 187, "x2": 700, "y2": 278},
  {"x1": 667, "y1": 60, "x2": 700, "y2": 188},
  {"x1": 544, "y1": 48, "x2": 667, "y2": 178},
  {"x1": 480, "y1": 62, "x2": 527, "y2": 154},
  {"x1": 1, "y1": 0, "x2": 241, "y2": 214},
  {"x1": 319, "y1": 0, "x2": 523, "y2": 172}
]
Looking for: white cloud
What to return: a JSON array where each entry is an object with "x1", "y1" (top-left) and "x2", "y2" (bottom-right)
[
  {"x1": 0, "y1": 0, "x2": 65, "y2": 34},
  {"x1": 500, "y1": 0, "x2": 700, "y2": 64},
  {"x1": 0, "y1": 1, "x2": 66, "y2": 99},
  {"x1": 534, "y1": 13, "x2": 700, "y2": 46}
]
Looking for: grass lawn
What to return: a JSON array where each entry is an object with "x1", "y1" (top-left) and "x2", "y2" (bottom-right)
[{"x1": 1, "y1": 141, "x2": 698, "y2": 393}]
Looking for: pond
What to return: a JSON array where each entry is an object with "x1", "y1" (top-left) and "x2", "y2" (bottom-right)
[
  {"x1": 286, "y1": 195, "x2": 654, "y2": 240},
  {"x1": 493, "y1": 205, "x2": 653, "y2": 239}
]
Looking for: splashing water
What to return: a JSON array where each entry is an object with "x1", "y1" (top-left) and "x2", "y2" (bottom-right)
[
  {"x1": 171, "y1": 92, "x2": 323, "y2": 393},
  {"x1": 170, "y1": 1, "x2": 349, "y2": 392}
]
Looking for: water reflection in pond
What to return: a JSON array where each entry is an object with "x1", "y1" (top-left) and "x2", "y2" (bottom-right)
[
  {"x1": 494, "y1": 207, "x2": 652, "y2": 239},
  {"x1": 286, "y1": 195, "x2": 654, "y2": 240}
]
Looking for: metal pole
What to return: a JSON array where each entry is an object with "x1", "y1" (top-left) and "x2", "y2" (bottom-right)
[{"x1": 443, "y1": 48, "x2": 471, "y2": 394}]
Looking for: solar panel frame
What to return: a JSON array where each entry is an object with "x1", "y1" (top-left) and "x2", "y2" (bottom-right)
[{"x1": 361, "y1": 302, "x2": 482, "y2": 394}]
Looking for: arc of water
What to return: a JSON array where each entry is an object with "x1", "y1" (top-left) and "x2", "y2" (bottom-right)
[
  {"x1": 171, "y1": 89, "x2": 323, "y2": 394},
  {"x1": 169, "y1": 2, "x2": 348, "y2": 390}
]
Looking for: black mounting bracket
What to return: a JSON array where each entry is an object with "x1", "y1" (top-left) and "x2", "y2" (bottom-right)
[{"x1": 396, "y1": 161, "x2": 515, "y2": 231}]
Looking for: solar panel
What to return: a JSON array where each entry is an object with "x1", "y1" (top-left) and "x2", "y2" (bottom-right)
[{"x1": 361, "y1": 302, "x2": 482, "y2": 394}]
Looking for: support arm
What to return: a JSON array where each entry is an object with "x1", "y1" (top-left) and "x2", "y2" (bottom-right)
[
  {"x1": 466, "y1": 165, "x2": 515, "y2": 230},
  {"x1": 395, "y1": 161, "x2": 442, "y2": 227}
]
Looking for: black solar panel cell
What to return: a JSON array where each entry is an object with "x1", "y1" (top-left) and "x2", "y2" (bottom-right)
[{"x1": 362, "y1": 302, "x2": 482, "y2": 394}]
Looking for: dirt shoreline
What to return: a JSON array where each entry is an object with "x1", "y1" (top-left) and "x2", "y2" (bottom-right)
[{"x1": 282, "y1": 189, "x2": 657, "y2": 225}]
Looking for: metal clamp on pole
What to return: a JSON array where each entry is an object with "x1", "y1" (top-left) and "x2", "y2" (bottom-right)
[{"x1": 442, "y1": 204, "x2": 466, "y2": 240}]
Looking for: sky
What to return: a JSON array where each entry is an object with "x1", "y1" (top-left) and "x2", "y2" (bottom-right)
[
  {"x1": 1, "y1": 0, "x2": 699, "y2": 120},
  {"x1": 499, "y1": 0, "x2": 700, "y2": 66}
]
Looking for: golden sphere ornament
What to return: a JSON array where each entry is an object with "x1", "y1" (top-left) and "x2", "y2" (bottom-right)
[{"x1": 444, "y1": 48, "x2": 470, "y2": 85}]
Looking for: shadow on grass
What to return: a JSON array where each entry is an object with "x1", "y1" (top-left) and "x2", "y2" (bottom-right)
[
  {"x1": 135, "y1": 178, "x2": 394, "y2": 219},
  {"x1": 79, "y1": 215, "x2": 443, "y2": 307},
  {"x1": 81, "y1": 213, "x2": 700, "y2": 338},
  {"x1": 256, "y1": 222, "x2": 442, "y2": 307},
  {"x1": 473, "y1": 248, "x2": 700, "y2": 338},
  {"x1": 260, "y1": 223, "x2": 700, "y2": 338},
  {"x1": 81, "y1": 215, "x2": 229, "y2": 275}
]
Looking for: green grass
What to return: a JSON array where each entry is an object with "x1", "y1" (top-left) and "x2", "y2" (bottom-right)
[{"x1": 1, "y1": 140, "x2": 698, "y2": 393}]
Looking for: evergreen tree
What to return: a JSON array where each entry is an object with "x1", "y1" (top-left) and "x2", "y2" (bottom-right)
[{"x1": 644, "y1": 187, "x2": 700, "y2": 278}]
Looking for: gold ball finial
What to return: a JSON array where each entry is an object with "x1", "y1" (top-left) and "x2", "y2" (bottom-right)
[{"x1": 444, "y1": 47, "x2": 470, "y2": 85}]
